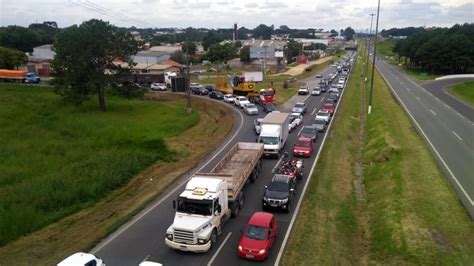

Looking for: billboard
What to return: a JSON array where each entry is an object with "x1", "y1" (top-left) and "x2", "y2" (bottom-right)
[{"x1": 250, "y1": 47, "x2": 275, "y2": 59}]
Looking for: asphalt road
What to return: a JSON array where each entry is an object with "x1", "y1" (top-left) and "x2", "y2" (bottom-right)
[
  {"x1": 421, "y1": 78, "x2": 474, "y2": 121},
  {"x1": 374, "y1": 59, "x2": 474, "y2": 218},
  {"x1": 91, "y1": 63, "x2": 348, "y2": 266}
]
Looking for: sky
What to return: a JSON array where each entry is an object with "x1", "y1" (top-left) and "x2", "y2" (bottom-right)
[{"x1": 0, "y1": 0, "x2": 472, "y2": 31}]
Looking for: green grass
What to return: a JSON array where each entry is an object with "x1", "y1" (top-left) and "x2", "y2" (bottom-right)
[
  {"x1": 447, "y1": 81, "x2": 474, "y2": 105},
  {"x1": 282, "y1": 45, "x2": 474, "y2": 265},
  {"x1": 0, "y1": 84, "x2": 199, "y2": 246},
  {"x1": 376, "y1": 39, "x2": 397, "y2": 64},
  {"x1": 404, "y1": 67, "x2": 441, "y2": 81},
  {"x1": 294, "y1": 59, "x2": 332, "y2": 80}
]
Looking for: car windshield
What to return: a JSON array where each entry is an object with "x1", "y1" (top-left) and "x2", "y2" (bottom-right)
[
  {"x1": 244, "y1": 225, "x2": 267, "y2": 240},
  {"x1": 302, "y1": 127, "x2": 315, "y2": 134},
  {"x1": 268, "y1": 181, "x2": 289, "y2": 192},
  {"x1": 261, "y1": 90, "x2": 274, "y2": 96},
  {"x1": 176, "y1": 197, "x2": 212, "y2": 216},
  {"x1": 259, "y1": 136, "x2": 279, "y2": 145},
  {"x1": 295, "y1": 103, "x2": 305, "y2": 108},
  {"x1": 290, "y1": 114, "x2": 299, "y2": 120},
  {"x1": 314, "y1": 120, "x2": 325, "y2": 125},
  {"x1": 324, "y1": 104, "x2": 333, "y2": 108},
  {"x1": 318, "y1": 112, "x2": 329, "y2": 117},
  {"x1": 246, "y1": 104, "x2": 257, "y2": 108},
  {"x1": 296, "y1": 140, "x2": 311, "y2": 147}
]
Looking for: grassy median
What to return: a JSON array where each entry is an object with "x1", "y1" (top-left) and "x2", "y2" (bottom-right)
[
  {"x1": 447, "y1": 81, "x2": 474, "y2": 106},
  {"x1": 282, "y1": 47, "x2": 474, "y2": 265},
  {"x1": 0, "y1": 85, "x2": 234, "y2": 264}
]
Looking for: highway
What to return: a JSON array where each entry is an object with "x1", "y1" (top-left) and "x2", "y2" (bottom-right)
[
  {"x1": 374, "y1": 59, "x2": 474, "y2": 218},
  {"x1": 421, "y1": 78, "x2": 474, "y2": 121},
  {"x1": 91, "y1": 61, "x2": 350, "y2": 265}
]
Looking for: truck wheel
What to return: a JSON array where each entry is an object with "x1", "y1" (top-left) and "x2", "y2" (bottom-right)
[
  {"x1": 239, "y1": 193, "x2": 245, "y2": 208},
  {"x1": 231, "y1": 203, "x2": 239, "y2": 217},
  {"x1": 210, "y1": 229, "x2": 217, "y2": 248}
]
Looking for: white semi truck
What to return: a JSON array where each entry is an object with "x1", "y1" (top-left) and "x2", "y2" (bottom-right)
[
  {"x1": 258, "y1": 111, "x2": 290, "y2": 157},
  {"x1": 165, "y1": 142, "x2": 264, "y2": 253}
]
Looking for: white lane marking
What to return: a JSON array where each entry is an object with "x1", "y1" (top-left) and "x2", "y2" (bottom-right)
[
  {"x1": 207, "y1": 232, "x2": 232, "y2": 266},
  {"x1": 430, "y1": 109, "x2": 437, "y2": 116},
  {"x1": 456, "y1": 112, "x2": 464, "y2": 119},
  {"x1": 272, "y1": 156, "x2": 285, "y2": 172},
  {"x1": 416, "y1": 97, "x2": 421, "y2": 101},
  {"x1": 90, "y1": 102, "x2": 245, "y2": 254},
  {"x1": 376, "y1": 62, "x2": 474, "y2": 207},
  {"x1": 297, "y1": 126, "x2": 304, "y2": 136},
  {"x1": 406, "y1": 87, "x2": 411, "y2": 92},
  {"x1": 311, "y1": 107, "x2": 318, "y2": 115},
  {"x1": 443, "y1": 87, "x2": 474, "y2": 110},
  {"x1": 320, "y1": 98, "x2": 324, "y2": 102},
  {"x1": 141, "y1": 254, "x2": 150, "y2": 263},
  {"x1": 452, "y1": 131, "x2": 463, "y2": 141},
  {"x1": 275, "y1": 66, "x2": 353, "y2": 265}
]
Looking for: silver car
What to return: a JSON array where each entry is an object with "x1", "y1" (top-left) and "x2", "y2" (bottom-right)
[
  {"x1": 254, "y1": 118, "x2": 263, "y2": 134},
  {"x1": 243, "y1": 103, "x2": 259, "y2": 115}
]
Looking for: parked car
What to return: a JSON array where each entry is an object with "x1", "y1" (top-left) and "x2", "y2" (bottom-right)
[
  {"x1": 254, "y1": 118, "x2": 263, "y2": 134},
  {"x1": 284, "y1": 77, "x2": 297, "y2": 83},
  {"x1": 316, "y1": 74, "x2": 322, "y2": 78},
  {"x1": 262, "y1": 103, "x2": 277, "y2": 113},
  {"x1": 205, "y1": 85, "x2": 216, "y2": 92},
  {"x1": 315, "y1": 110, "x2": 331, "y2": 124},
  {"x1": 191, "y1": 86, "x2": 208, "y2": 95},
  {"x1": 319, "y1": 83, "x2": 327, "y2": 92},
  {"x1": 209, "y1": 91, "x2": 224, "y2": 100},
  {"x1": 239, "y1": 100, "x2": 251, "y2": 109},
  {"x1": 293, "y1": 136, "x2": 314, "y2": 158},
  {"x1": 223, "y1": 94, "x2": 235, "y2": 103},
  {"x1": 262, "y1": 174, "x2": 297, "y2": 213},
  {"x1": 311, "y1": 88, "x2": 321, "y2": 96},
  {"x1": 238, "y1": 212, "x2": 278, "y2": 261},
  {"x1": 292, "y1": 102, "x2": 307, "y2": 115},
  {"x1": 313, "y1": 119, "x2": 326, "y2": 132},
  {"x1": 328, "y1": 93, "x2": 339, "y2": 103},
  {"x1": 243, "y1": 103, "x2": 259, "y2": 115},
  {"x1": 299, "y1": 125, "x2": 318, "y2": 142},
  {"x1": 297, "y1": 86, "x2": 309, "y2": 95},
  {"x1": 288, "y1": 113, "x2": 303, "y2": 132},
  {"x1": 234, "y1": 96, "x2": 248, "y2": 107},
  {"x1": 150, "y1": 83, "x2": 167, "y2": 91},
  {"x1": 323, "y1": 103, "x2": 335, "y2": 115}
]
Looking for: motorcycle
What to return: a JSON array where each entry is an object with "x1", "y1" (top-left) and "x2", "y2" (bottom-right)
[{"x1": 274, "y1": 153, "x2": 304, "y2": 181}]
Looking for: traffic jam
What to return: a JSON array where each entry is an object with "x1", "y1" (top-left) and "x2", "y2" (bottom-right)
[{"x1": 160, "y1": 53, "x2": 355, "y2": 263}]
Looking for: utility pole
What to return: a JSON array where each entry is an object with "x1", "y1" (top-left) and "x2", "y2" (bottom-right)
[
  {"x1": 185, "y1": 41, "x2": 192, "y2": 113},
  {"x1": 365, "y1": 13, "x2": 375, "y2": 82},
  {"x1": 368, "y1": 0, "x2": 380, "y2": 115}
]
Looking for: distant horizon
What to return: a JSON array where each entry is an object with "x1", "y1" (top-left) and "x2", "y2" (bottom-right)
[{"x1": 1, "y1": 0, "x2": 471, "y2": 31}]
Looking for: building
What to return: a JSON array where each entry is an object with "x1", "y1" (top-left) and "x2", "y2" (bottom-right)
[
  {"x1": 132, "y1": 51, "x2": 171, "y2": 65},
  {"x1": 149, "y1": 45, "x2": 181, "y2": 54},
  {"x1": 22, "y1": 44, "x2": 55, "y2": 76}
]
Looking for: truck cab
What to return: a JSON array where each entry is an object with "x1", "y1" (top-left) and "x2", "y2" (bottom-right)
[
  {"x1": 258, "y1": 112, "x2": 289, "y2": 157},
  {"x1": 166, "y1": 177, "x2": 230, "y2": 253},
  {"x1": 57, "y1": 252, "x2": 105, "y2": 266}
]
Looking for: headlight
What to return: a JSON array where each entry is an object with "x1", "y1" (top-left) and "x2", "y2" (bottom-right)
[
  {"x1": 166, "y1": 234, "x2": 173, "y2": 241},
  {"x1": 263, "y1": 196, "x2": 269, "y2": 202},
  {"x1": 238, "y1": 245, "x2": 243, "y2": 251},
  {"x1": 258, "y1": 249, "x2": 266, "y2": 255},
  {"x1": 281, "y1": 198, "x2": 288, "y2": 203},
  {"x1": 198, "y1": 238, "x2": 209, "y2": 244}
]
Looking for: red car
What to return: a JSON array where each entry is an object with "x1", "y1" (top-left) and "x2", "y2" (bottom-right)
[
  {"x1": 238, "y1": 212, "x2": 278, "y2": 261},
  {"x1": 293, "y1": 136, "x2": 313, "y2": 157},
  {"x1": 323, "y1": 103, "x2": 335, "y2": 115}
]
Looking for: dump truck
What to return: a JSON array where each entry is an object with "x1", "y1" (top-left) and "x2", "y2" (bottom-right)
[{"x1": 165, "y1": 142, "x2": 264, "y2": 253}]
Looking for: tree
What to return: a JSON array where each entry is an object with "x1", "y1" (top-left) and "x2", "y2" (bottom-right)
[
  {"x1": 253, "y1": 24, "x2": 274, "y2": 39},
  {"x1": 202, "y1": 31, "x2": 222, "y2": 51},
  {"x1": 170, "y1": 50, "x2": 184, "y2": 64},
  {"x1": 182, "y1": 40, "x2": 196, "y2": 55},
  {"x1": 285, "y1": 39, "x2": 302, "y2": 63},
  {"x1": 0, "y1": 46, "x2": 28, "y2": 69},
  {"x1": 330, "y1": 29, "x2": 338, "y2": 37},
  {"x1": 51, "y1": 19, "x2": 138, "y2": 112},
  {"x1": 203, "y1": 43, "x2": 236, "y2": 63},
  {"x1": 240, "y1": 45, "x2": 251, "y2": 63},
  {"x1": 343, "y1": 27, "x2": 355, "y2": 40}
]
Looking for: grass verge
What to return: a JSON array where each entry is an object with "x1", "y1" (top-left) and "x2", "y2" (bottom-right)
[
  {"x1": 0, "y1": 88, "x2": 234, "y2": 265},
  {"x1": 281, "y1": 46, "x2": 474, "y2": 265},
  {"x1": 447, "y1": 81, "x2": 474, "y2": 106}
]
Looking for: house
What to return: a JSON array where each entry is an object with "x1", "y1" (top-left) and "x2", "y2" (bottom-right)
[
  {"x1": 130, "y1": 60, "x2": 182, "y2": 74},
  {"x1": 21, "y1": 44, "x2": 55, "y2": 76}
]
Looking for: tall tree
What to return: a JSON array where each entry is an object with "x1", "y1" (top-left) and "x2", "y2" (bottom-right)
[
  {"x1": 253, "y1": 24, "x2": 274, "y2": 39},
  {"x1": 0, "y1": 46, "x2": 28, "y2": 69},
  {"x1": 170, "y1": 50, "x2": 184, "y2": 64},
  {"x1": 285, "y1": 39, "x2": 302, "y2": 63},
  {"x1": 239, "y1": 45, "x2": 251, "y2": 63},
  {"x1": 203, "y1": 43, "x2": 236, "y2": 63},
  {"x1": 51, "y1": 19, "x2": 138, "y2": 112},
  {"x1": 182, "y1": 40, "x2": 196, "y2": 55},
  {"x1": 343, "y1": 27, "x2": 355, "y2": 40}
]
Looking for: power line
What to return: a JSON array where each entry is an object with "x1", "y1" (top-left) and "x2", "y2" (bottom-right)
[{"x1": 69, "y1": 0, "x2": 156, "y2": 28}]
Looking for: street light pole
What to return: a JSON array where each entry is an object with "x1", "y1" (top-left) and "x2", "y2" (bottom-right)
[
  {"x1": 185, "y1": 41, "x2": 192, "y2": 113},
  {"x1": 365, "y1": 13, "x2": 375, "y2": 82},
  {"x1": 368, "y1": 0, "x2": 380, "y2": 114}
]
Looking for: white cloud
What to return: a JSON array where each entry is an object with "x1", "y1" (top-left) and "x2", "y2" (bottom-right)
[{"x1": 0, "y1": 0, "x2": 471, "y2": 30}]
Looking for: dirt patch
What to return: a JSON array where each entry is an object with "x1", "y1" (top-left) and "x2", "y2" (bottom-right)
[
  {"x1": 0, "y1": 94, "x2": 235, "y2": 265},
  {"x1": 275, "y1": 57, "x2": 334, "y2": 76},
  {"x1": 429, "y1": 229, "x2": 452, "y2": 251}
]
